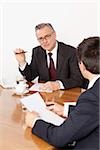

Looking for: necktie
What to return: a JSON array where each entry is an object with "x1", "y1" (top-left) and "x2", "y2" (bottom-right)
[{"x1": 48, "y1": 53, "x2": 56, "y2": 81}]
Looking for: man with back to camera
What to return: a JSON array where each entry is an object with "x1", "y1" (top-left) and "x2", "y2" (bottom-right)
[
  {"x1": 14, "y1": 23, "x2": 87, "y2": 91},
  {"x1": 25, "y1": 36, "x2": 99, "y2": 150}
]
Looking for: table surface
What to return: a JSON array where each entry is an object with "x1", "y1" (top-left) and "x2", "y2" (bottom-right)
[{"x1": 0, "y1": 86, "x2": 81, "y2": 150}]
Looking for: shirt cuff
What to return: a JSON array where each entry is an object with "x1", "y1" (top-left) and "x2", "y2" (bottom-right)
[
  {"x1": 19, "y1": 62, "x2": 27, "y2": 71},
  {"x1": 32, "y1": 117, "x2": 40, "y2": 127},
  {"x1": 56, "y1": 80, "x2": 64, "y2": 89}
]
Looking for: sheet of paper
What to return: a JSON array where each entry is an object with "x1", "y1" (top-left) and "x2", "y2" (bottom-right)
[
  {"x1": 64, "y1": 102, "x2": 76, "y2": 106},
  {"x1": 20, "y1": 92, "x2": 65, "y2": 126},
  {"x1": 20, "y1": 92, "x2": 46, "y2": 112},
  {"x1": 39, "y1": 109, "x2": 65, "y2": 126},
  {"x1": 29, "y1": 83, "x2": 53, "y2": 93}
]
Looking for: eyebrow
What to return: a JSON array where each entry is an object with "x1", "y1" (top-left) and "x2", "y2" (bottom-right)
[{"x1": 37, "y1": 32, "x2": 54, "y2": 39}]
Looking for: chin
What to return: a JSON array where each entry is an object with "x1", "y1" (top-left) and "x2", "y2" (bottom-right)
[{"x1": 43, "y1": 47, "x2": 51, "y2": 51}]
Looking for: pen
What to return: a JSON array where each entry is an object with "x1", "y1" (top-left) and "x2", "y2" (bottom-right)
[
  {"x1": 46, "y1": 104, "x2": 54, "y2": 107},
  {"x1": 15, "y1": 51, "x2": 27, "y2": 54}
]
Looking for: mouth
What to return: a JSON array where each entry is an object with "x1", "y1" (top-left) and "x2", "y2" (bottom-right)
[{"x1": 42, "y1": 44, "x2": 49, "y2": 47}]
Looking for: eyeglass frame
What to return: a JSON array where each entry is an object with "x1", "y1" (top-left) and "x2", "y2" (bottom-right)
[{"x1": 37, "y1": 32, "x2": 54, "y2": 43}]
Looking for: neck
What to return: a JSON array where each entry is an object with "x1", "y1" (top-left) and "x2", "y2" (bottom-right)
[
  {"x1": 48, "y1": 41, "x2": 57, "y2": 52},
  {"x1": 86, "y1": 71, "x2": 99, "y2": 82}
]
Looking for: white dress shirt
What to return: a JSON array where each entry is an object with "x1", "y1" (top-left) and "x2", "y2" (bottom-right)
[
  {"x1": 46, "y1": 42, "x2": 58, "y2": 69},
  {"x1": 87, "y1": 74, "x2": 100, "y2": 89}
]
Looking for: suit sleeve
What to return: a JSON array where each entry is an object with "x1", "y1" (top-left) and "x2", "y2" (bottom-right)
[
  {"x1": 31, "y1": 91, "x2": 98, "y2": 148},
  {"x1": 68, "y1": 105, "x2": 75, "y2": 115},
  {"x1": 19, "y1": 48, "x2": 38, "y2": 81}
]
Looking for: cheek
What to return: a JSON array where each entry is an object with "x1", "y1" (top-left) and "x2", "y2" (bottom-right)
[{"x1": 50, "y1": 39, "x2": 56, "y2": 47}]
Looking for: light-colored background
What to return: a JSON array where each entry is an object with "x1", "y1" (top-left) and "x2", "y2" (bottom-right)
[{"x1": 0, "y1": 0, "x2": 99, "y2": 87}]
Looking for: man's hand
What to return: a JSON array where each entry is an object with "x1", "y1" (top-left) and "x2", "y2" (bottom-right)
[
  {"x1": 40, "y1": 81, "x2": 60, "y2": 91},
  {"x1": 25, "y1": 111, "x2": 39, "y2": 128},
  {"x1": 46, "y1": 101, "x2": 64, "y2": 117},
  {"x1": 14, "y1": 48, "x2": 26, "y2": 66}
]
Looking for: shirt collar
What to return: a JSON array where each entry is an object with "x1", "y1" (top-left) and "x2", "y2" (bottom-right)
[{"x1": 87, "y1": 74, "x2": 100, "y2": 89}]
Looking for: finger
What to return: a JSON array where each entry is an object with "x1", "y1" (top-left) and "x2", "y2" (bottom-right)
[
  {"x1": 45, "y1": 101, "x2": 54, "y2": 105},
  {"x1": 46, "y1": 103, "x2": 55, "y2": 110},
  {"x1": 14, "y1": 48, "x2": 24, "y2": 54}
]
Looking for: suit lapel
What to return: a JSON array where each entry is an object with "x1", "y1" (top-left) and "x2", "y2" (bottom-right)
[
  {"x1": 56, "y1": 43, "x2": 64, "y2": 76},
  {"x1": 40, "y1": 48, "x2": 49, "y2": 79}
]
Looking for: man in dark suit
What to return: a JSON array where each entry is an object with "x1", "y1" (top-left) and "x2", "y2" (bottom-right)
[
  {"x1": 25, "y1": 37, "x2": 99, "y2": 149},
  {"x1": 14, "y1": 23, "x2": 85, "y2": 91}
]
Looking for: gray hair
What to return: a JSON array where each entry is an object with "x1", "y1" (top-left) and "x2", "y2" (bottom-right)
[{"x1": 35, "y1": 23, "x2": 55, "y2": 32}]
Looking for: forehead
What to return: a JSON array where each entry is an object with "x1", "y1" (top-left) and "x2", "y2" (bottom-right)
[{"x1": 36, "y1": 26, "x2": 53, "y2": 37}]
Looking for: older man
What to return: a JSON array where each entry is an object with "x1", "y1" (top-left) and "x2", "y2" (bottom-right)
[{"x1": 14, "y1": 23, "x2": 85, "y2": 91}]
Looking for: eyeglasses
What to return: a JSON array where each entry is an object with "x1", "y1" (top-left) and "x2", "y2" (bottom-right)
[{"x1": 37, "y1": 32, "x2": 54, "y2": 42}]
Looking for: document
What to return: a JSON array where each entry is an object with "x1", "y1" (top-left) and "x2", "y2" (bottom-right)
[
  {"x1": 20, "y1": 92, "x2": 65, "y2": 126},
  {"x1": 29, "y1": 83, "x2": 53, "y2": 93}
]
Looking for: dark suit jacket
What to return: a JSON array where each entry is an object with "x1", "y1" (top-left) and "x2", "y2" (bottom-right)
[
  {"x1": 32, "y1": 78, "x2": 99, "y2": 150},
  {"x1": 20, "y1": 42, "x2": 87, "y2": 89}
]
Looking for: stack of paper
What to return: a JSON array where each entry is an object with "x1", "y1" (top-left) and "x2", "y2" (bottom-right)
[{"x1": 20, "y1": 92, "x2": 65, "y2": 126}]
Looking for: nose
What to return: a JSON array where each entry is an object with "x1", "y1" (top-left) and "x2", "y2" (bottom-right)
[
  {"x1": 42, "y1": 38, "x2": 48, "y2": 44},
  {"x1": 43, "y1": 38, "x2": 48, "y2": 42}
]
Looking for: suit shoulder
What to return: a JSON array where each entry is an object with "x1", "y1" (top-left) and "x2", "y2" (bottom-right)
[
  {"x1": 79, "y1": 79, "x2": 99, "y2": 101},
  {"x1": 32, "y1": 46, "x2": 44, "y2": 54},
  {"x1": 91, "y1": 78, "x2": 99, "y2": 95},
  {"x1": 32, "y1": 45, "x2": 41, "y2": 51},
  {"x1": 58, "y1": 42, "x2": 76, "y2": 56},
  {"x1": 58, "y1": 42, "x2": 76, "y2": 51}
]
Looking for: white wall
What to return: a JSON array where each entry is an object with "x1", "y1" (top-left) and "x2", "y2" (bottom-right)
[{"x1": 0, "y1": 0, "x2": 99, "y2": 87}]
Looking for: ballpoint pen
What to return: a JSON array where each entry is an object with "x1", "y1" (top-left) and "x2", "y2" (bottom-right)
[{"x1": 15, "y1": 51, "x2": 27, "y2": 54}]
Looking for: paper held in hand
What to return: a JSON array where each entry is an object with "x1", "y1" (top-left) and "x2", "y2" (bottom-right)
[
  {"x1": 29, "y1": 83, "x2": 53, "y2": 93},
  {"x1": 20, "y1": 92, "x2": 65, "y2": 126}
]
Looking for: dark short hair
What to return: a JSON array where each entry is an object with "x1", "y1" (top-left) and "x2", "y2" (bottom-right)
[
  {"x1": 77, "y1": 37, "x2": 100, "y2": 74},
  {"x1": 35, "y1": 23, "x2": 55, "y2": 32}
]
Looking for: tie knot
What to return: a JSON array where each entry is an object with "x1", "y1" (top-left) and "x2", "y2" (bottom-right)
[{"x1": 48, "y1": 52, "x2": 52, "y2": 57}]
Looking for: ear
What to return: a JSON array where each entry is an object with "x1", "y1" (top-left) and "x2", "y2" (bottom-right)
[
  {"x1": 53, "y1": 31, "x2": 56, "y2": 38},
  {"x1": 80, "y1": 61, "x2": 86, "y2": 71},
  {"x1": 79, "y1": 61, "x2": 87, "y2": 76}
]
